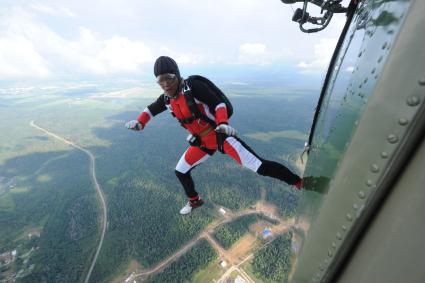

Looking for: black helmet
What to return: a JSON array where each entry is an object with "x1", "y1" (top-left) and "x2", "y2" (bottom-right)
[{"x1": 154, "y1": 56, "x2": 180, "y2": 79}]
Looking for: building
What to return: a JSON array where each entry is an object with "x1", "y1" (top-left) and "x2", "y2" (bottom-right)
[
  {"x1": 263, "y1": 228, "x2": 272, "y2": 239},
  {"x1": 0, "y1": 250, "x2": 16, "y2": 265}
]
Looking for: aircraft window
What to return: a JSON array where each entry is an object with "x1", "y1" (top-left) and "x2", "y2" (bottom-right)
[{"x1": 302, "y1": 0, "x2": 411, "y2": 196}]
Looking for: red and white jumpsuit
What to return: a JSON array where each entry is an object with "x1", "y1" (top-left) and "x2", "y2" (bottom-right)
[{"x1": 137, "y1": 79, "x2": 301, "y2": 199}]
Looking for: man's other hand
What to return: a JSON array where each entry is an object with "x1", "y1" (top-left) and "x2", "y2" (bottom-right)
[
  {"x1": 215, "y1": 124, "x2": 237, "y2": 136},
  {"x1": 125, "y1": 120, "x2": 143, "y2": 131}
]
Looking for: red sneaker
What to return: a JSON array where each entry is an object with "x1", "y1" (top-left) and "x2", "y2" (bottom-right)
[
  {"x1": 180, "y1": 199, "x2": 204, "y2": 215},
  {"x1": 294, "y1": 179, "x2": 303, "y2": 190}
]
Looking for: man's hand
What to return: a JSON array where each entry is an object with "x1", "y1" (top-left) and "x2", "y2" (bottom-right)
[
  {"x1": 125, "y1": 120, "x2": 143, "y2": 131},
  {"x1": 215, "y1": 124, "x2": 237, "y2": 136}
]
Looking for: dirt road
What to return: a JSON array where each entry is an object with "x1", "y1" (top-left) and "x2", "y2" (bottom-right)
[
  {"x1": 131, "y1": 204, "x2": 285, "y2": 282},
  {"x1": 30, "y1": 121, "x2": 107, "y2": 283}
]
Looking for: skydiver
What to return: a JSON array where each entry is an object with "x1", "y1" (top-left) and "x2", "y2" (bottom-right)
[{"x1": 125, "y1": 56, "x2": 303, "y2": 215}]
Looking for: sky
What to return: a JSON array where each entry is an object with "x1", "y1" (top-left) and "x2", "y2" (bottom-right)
[{"x1": 0, "y1": 0, "x2": 351, "y2": 85}]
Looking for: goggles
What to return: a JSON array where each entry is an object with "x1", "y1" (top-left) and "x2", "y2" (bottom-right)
[{"x1": 156, "y1": 73, "x2": 177, "y2": 85}]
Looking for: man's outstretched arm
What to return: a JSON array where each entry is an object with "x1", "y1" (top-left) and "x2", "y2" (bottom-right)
[{"x1": 125, "y1": 94, "x2": 167, "y2": 131}]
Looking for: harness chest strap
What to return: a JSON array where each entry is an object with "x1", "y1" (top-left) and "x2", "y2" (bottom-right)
[{"x1": 182, "y1": 80, "x2": 218, "y2": 128}]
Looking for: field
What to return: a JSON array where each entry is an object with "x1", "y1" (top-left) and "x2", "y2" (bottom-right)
[{"x1": 0, "y1": 81, "x2": 318, "y2": 282}]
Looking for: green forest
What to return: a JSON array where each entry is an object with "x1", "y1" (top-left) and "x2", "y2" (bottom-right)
[
  {"x1": 0, "y1": 86, "x2": 315, "y2": 282},
  {"x1": 89, "y1": 174, "x2": 215, "y2": 282},
  {"x1": 266, "y1": 186, "x2": 300, "y2": 218},
  {"x1": 0, "y1": 150, "x2": 99, "y2": 283},
  {"x1": 214, "y1": 214, "x2": 263, "y2": 249},
  {"x1": 251, "y1": 231, "x2": 294, "y2": 283},
  {"x1": 146, "y1": 239, "x2": 217, "y2": 283}
]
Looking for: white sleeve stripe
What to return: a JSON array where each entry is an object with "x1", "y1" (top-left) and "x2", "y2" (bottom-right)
[
  {"x1": 215, "y1": 103, "x2": 226, "y2": 111},
  {"x1": 144, "y1": 107, "x2": 152, "y2": 118}
]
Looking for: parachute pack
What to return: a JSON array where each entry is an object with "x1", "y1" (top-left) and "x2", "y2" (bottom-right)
[{"x1": 182, "y1": 75, "x2": 233, "y2": 127}]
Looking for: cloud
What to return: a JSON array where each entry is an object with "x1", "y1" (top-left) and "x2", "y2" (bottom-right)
[
  {"x1": 239, "y1": 43, "x2": 266, "y2": 55},
  {"x1": 96, "y1": 36, "x2": 154, "y2": 73},
  {"x1": 297, "y1": 38, "x2": 338, "y2": 73},
  {"x1": 175, "y1": 54, "x2": 202, "y2": 64},
  {"x1": 158, "y1": 46, "x2": 202, "y2": 65},
  {"x1": 0, "y1": 7, "x2": 154, "y2": 78},
  {"x1": 30, "y1": 3, "x2": 75, "y2": 17},
  {"x1": 0, "y1": 0, "x2": 350, "y2": 81},
  {"x1": 71, "y1": 32, "x2": 155, "y2": 74},
  {"x1": 0, "y1": 36, "x2": 50, "y2": 78},
  {"x1": 238, "y1": 42, "x2": 269, "y2": 65}
]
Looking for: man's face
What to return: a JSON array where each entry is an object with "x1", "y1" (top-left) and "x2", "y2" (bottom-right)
[{"x1": 157, "y1": 73, "x2": 179, "y2": 97}]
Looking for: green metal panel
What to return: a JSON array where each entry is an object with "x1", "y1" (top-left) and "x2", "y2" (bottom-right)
[
  {"x1": 291, "y1": 0, "x2": 425, "y2": 282},
  {"x1": 336, "y1": 136, "x2": 425, "y2": 282},
  {"x1": 331, "y1": 1, "x2": 425, "y2": 281}
]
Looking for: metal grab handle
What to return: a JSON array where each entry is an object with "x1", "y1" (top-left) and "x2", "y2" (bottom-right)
[{"x1": 300, "y1": 142, "x2": 310, "y2": 164}]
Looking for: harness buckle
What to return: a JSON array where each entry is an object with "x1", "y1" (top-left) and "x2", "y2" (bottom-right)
[{"x1": 183, "y1": 80, "x2": 191, "y2": 94}]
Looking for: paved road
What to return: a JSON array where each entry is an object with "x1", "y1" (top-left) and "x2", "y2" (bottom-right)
[{"x1": 30, "y1": 121, "x2": 107, "y2": 283}]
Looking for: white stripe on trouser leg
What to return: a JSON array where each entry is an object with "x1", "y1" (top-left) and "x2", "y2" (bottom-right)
[
  {"x1": 175, "y1": 149, "x2": 211, "y2": 174},
  {"x1": 225, "y1": 137, "x2": 262, "y2": 172}
]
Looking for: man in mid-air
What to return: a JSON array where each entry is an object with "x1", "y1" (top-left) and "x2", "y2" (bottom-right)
[{"x1": 126, "y1": 56, "x2": 302, "y2": 215}]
